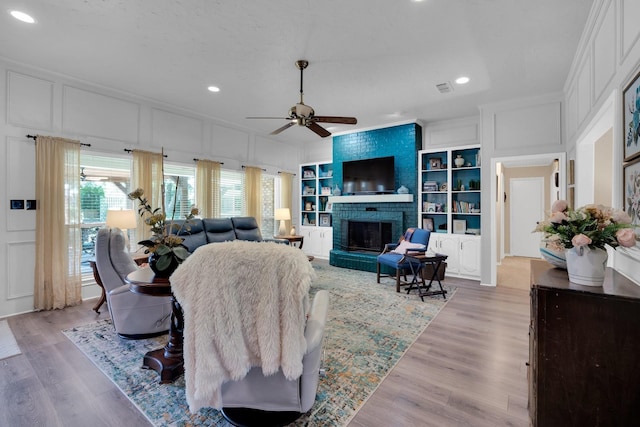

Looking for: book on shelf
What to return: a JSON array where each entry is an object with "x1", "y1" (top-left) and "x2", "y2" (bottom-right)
[{"x1": 423, "y1": 181, "x2": 438, "y2": 191}]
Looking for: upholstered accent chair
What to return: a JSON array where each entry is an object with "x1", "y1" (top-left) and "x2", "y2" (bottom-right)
[
  {"x1": 220, "y1": 290, "x2": 330, "y2": 426},
  {"x1": 95, "y1": 227, "x2": 172, "y2": 339},
  {"x1": 376, "y1": 228, "x2": 431, "y2": 292}
]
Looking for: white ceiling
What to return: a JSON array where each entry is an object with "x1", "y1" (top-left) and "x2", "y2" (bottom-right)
[{"x1": 1, "y1": 0, "x2": 594, "y2": 144}]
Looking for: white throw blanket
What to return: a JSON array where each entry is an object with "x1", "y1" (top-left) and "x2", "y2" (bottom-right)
[{"x1": 170, "y1": 240, "x2": 315, "y2": 411}]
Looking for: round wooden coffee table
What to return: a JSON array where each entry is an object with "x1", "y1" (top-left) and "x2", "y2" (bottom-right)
[{"x1": 126, "y1": 268, "x2": 184, "y2": 384}]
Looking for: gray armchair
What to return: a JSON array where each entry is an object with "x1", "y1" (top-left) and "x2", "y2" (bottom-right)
[
  {"x1": 220, "y1": 290, "x2": 329, "y2": 426},
  {"x1": 94, "y1": 227, "x2": 171, "y2": 339}
]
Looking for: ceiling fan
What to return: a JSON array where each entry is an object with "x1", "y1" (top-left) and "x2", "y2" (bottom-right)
[{"x1": 248, "y1": 60, "x2": 357, "y2": 138}]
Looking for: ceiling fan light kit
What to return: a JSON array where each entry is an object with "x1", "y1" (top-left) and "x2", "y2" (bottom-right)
[{"x1": 248, "y1": 60, "x2": 357, "y2": 138}]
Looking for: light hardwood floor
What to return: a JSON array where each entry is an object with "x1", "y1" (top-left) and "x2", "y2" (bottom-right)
[{"x1": 0, "y1": 263, "x2": 530, "y2": 427}]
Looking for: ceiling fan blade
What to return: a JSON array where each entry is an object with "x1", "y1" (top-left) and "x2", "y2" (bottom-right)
[
  {"x1": 270, "y1": 122, "x2": 295, "y2": 135},
  {"x1": 246, "y1": 116, "x2": 290, "y2": 120},
  {"x1": 307, "y1": 122, "x2": 331, "y2": 138},
  {"x1": 313, "y1": 116, "x2": 358, "y2": 125}
]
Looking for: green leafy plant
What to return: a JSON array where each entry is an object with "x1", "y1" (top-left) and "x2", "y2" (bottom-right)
[{"x1": 128, "y1": 185, "x2": 199, "y2": 272}]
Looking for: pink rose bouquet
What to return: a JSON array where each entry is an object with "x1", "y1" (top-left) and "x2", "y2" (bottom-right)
[{"x1": 534, "y1": 201, "x2": 637, "y2": 251}]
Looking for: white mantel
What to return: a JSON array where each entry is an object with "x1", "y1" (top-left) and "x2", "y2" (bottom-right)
[{"x1": 329, "y1": 194, "x2": 414, "y2": 204}]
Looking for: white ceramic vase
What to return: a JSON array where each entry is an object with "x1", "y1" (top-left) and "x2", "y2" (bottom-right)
[{"x1": 565, "y1": 246, "x2": 608, "y2": 286}]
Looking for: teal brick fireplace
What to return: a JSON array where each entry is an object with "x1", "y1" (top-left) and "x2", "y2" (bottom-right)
[{"x1": 330, "y1": 123, "x2": 422, "y2": 272}]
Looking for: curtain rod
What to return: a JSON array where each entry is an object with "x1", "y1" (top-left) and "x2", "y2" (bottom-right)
[
  {"x1": 242, "y1": 165, "x2": 267, "y2": 172},
  {"x1": 193, "y1": 158, "x2": 224, "y2": 165},
  {"x1": 123, "y1": 148, "x2": 167, "y2": 158},
  {"x1": 26, "y1": 134, "x2": 91, "y2": 147},
  {"x1": 278, "y1": 170, "x2": 297, "y2": 176}
]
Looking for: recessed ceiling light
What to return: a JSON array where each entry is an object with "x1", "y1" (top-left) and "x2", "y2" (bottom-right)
[
  {"x1": 9, "y1": 10, "x2": 36, "y2": 24},
  {"x1": 455, "y1": 76, "x2": 470, "y2": 85},
  {"x1": 207, "y1": 86, "x2": 220, "y2": 93}
]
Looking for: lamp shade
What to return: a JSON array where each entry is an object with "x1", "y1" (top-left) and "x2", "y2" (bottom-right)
[
  {"x1": 275, "y1": 208, "x2": 291, "y2": 221},
  {"x1": 106, "y1": 209, "x2": 137, "y2": 229}
]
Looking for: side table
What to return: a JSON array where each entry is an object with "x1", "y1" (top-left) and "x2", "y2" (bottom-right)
[
  {"x1": 90, "y1": 253, "x2": 148, "y2": 314},
  {"x1": 89, "y1": 260, "x2": 106, "y2": 314},
  {"x1": 405, "y1": 253, "x2": 448, "y2": 301},
  {"x1": 275, "y1": 234, "x2": 304, "y2": 249},
  {"x1": 275, "y1": 234, "x2": 314, "y2": 261},
  {"x1": 126, "y1": 267, "x2": 184, "y2": 384}
]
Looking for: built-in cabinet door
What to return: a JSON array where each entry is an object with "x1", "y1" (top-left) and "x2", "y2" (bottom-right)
[
  {"x1": 318, "y1": 228, "x2": 333, "y2": 258},
  {"x1": 300, "y1": 226, "x2": 332, "y2": 259},
  {"x1": 438, "y1": 235, "x2": 460, "y2": 274},
  {"x1": 300, "y1": 226, "x2": 320, "y2": 257},
  {"x1": 459, "y1": 235, "x2": 481, "y2": 277}
]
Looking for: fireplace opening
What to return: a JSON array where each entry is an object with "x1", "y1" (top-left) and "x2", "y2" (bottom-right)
[{"x1": 342, "y1": 220, "x2": 393, "y2": 253}]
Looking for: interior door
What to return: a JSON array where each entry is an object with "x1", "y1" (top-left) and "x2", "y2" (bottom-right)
[{"x1": 510, "y1": 177, "x2": 544, "y2": 258}]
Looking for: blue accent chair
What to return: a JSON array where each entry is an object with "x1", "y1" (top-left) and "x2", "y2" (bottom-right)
[{"x1": 376, "y1": 228, "x2": 431, "y2": 292}]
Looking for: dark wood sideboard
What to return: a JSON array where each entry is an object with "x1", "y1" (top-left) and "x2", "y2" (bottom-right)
[{"x1": 529, "y1": 260, "x2": 640, "y2": 427}]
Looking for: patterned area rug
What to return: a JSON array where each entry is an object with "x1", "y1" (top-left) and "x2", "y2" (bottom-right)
[
  {"x1": 63, "y1": 263, "x2": 454, "y2": 426},
  {"x1": 0, "y1": 320, "x2": 21, "y2": 361}
]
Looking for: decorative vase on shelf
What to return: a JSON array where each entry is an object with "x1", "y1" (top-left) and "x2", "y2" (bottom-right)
[
  {"x1": 303, "y1": 214, "x2": 310, "y2": 225},
  {"x1": 397, "y1": 185, "x2": 409, "y2": 194},
  {"x1": 565, "y1": 246, "x2": 608, "y2": 286},
  {"x1": 332, "y1": 185, "x2": 341, "y2": 196},
  {"x1": 454, "y1": 155, "x2": 465, "y2": 168}
]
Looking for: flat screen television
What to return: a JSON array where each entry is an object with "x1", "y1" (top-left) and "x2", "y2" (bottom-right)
[{"x1": 342, "y1": 156, "x2": 395, "y2": 195}]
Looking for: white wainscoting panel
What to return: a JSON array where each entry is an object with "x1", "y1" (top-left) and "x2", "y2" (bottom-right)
[
  {"x1": 254, "y1": 136, "x2": 297, "y2": 170},
  {"x1": 426, "y1": 118, "x2": 479, "y2": 147},
  {"x1": 577, "y1": 52, "x2": 592, "y2": 126},
  {"x1": 593, "y1": 0, "x2": 616, "y2": 104},
  {"x1": 6, "y1": 138, "x2": 36, "y2": 232},
  {"x1": 494, "y1": 102, "x2": 561, "y2": 150},
  {"x1": 621, "y1": 0, "x2": 640, "y2": 61},
  {"x1": 567, "y1": 87, "x2": 578, "y2": 139},
  {"x1": 62, "y1": 85, "x2": 140, "y2": 143},
  {"x1": 211, "y1": 124, "x2": 249, "y2": 159},
  {"x1": 6, "y1": 241, "x2": 35, "y2": 300},
  {"x1": 151, "y1": 108, "x2": 203, "y2": 152},
  {"x1": 7, "y1": 71, "x2": 53, "y2": 130}
]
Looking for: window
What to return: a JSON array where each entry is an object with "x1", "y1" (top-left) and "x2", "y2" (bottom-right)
[
  {"x1": 220, "y1": 169, "x2": 245, "y2": 218},
  {"x1": 219, "y1": 169, "x2": 279, "y2": 235},
  {"x1": 163, "y1": 163, "x2": 195, "y2": 220},
  {"x1": 79, "y1": 153, "x2": 132, "y2": 275}
]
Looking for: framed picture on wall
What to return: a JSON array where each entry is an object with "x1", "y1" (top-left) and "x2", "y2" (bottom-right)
[
  {"x1": 623, "y1": 157, "x2": 640, "y2": 238},
  {"x1": 623, "y1": 69, "x2": 640, "y2": 161}
]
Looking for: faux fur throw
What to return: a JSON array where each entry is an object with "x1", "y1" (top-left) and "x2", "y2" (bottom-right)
[{"x1": 170, "y1": 240, "x2": 315, "y2": 412}]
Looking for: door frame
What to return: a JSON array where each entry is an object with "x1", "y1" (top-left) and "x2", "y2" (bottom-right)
[{"x1": 490, "y1": 152, "x2": 566, "y2": 287}]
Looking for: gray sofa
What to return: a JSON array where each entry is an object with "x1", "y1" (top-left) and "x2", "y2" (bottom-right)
[{"x1": 169, "y1": 216, "x2": 287, "y2": 253}]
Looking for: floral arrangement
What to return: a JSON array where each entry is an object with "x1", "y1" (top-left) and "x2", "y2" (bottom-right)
[
  {"x1": 128, "y1": 187, "x2": 199, "y2": 272},
  {"x1": 534, "y1": 200, "x2": 636, "y2": 251}
]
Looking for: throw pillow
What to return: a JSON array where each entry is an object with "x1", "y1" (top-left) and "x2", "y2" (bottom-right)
[{"x1": 391, "y1": 240, "x2": 425, "y2": 254}]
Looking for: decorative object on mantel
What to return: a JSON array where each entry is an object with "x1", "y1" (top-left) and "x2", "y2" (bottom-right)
[
  {"x1": 397, "y1": 185, "x2": 409, "y2": 194},
  {"x1": 128, "y1": 186, "x2": 199, "y2": 279},
  {"x1": 332, "y1": 184, "x2": 341, "y2": 196},
  {"x1": 533, "y1": 200, "x2": 636, "y2": 286},
  {"x1": 454, "y1": 155, "x2": 465, "y2": 168}
]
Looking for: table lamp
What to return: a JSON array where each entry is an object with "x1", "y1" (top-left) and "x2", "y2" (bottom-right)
[
  {"x1": 275, "y1": 208, "x2": 291, "y2": 236},
  {"x1": 106, "y1": 209, "x2": 137, "y2": 251}
]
